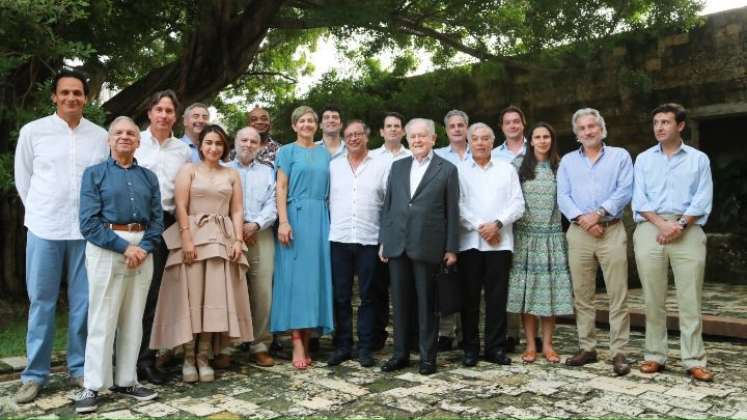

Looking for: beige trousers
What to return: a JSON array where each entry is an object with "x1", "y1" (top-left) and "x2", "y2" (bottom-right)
[
  {"x1": 566, "y1": 223, "x2": 630, "y2": 356},
  {"x1": 245, "y1": 228, "x2": 275, "y2": 354},
  {"x1": 633, "y1": 221, "x2": 707, "y2": 369}
]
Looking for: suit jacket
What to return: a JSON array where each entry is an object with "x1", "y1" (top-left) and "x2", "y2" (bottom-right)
[{"x1": 379, "y1": 153, "x2": 459, "y2": 264}]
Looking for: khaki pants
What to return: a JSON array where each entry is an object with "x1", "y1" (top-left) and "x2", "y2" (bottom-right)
[
  {"x1": 245, "y1": 228, "x2": 275, "y2": 354},
  {"x1": 633, "y1": 221, "x2": 707, "y2": 369},
  {"x1": 567, "y1": 223, "x2": 630, "y2": 356}
]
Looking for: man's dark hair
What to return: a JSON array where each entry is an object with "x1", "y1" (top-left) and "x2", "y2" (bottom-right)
[
  {"x1": 499, "y1": 104, "x2": 527, "y2": 127},
  {"x1": 343, "y1": 119, "x2": 371, "y2": 136},
  {"x1": 383, "y1": 111, "x2": 406, "y2": 127},
  {"x1": 518, "y1": 122, "x2": 560, "y2": 183},
  {"x1": 52, "y1": 68, "x2": 90, "y2": 96},
  {"x1": 651, "y1": 103, "x2": 687, "y2": 124},
  {"x1": 147, "y1": 89, "x2": 180, "y2": 113},
  {"x1": 321, "y1": 104, "x2": 342, "y2": 118},
  {"x1": 198, "y1": 124, "x2": 231, "y2": 161}
]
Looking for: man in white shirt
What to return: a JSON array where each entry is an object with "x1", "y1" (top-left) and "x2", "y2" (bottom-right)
[
  {"x1": 315, "y1": 104, "x2": 346, "y2": 159},
  {"x1": 134, "y1": 90, "x2": 192, "y2": 384},
  {"x1": 458, "y1": 123, "x2": 524, "y2": 367},
  {"x1": 370, "y1": 112, "x2": 412, "y2": 162},
  {"x1": 14, "y1": 69, "x2": 109, "y2": 403},
  {"x1": 180, "y1": 102, "x2": 210, "y2": 162},
  {"x1": 225, "y1": 127, "x2": 277, "y2": 368},
  {"x1": 327, "y1": 120, "x2": 389, "y2": 368}
]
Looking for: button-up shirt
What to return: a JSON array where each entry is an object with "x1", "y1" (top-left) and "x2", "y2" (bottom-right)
[
  {"x1": 135, "y1": 129, "x2": 192, "y2": 214},
  {"x1": 180, "y1": 135, "x2": 201, "y2": 162},
  {"x1": 435, "y1": 144, "x2": 471, "y2": 166},
  {"x1": 79, "y1": 157, "x2": 164, "y2": 254},
  {"x1": 632, "y1": 143, "x2": 713, "y2": 225},
  {"x1": 257, "y1": 136, "x2": 281, "y2": 168},
  {"x1": 316, "y1": 138, "x2": 346, "y2": 160},
  {"x1": 14, "y1": 113, "x2": 109, "y2": 240},
  {"x1": 329, "y1": 154, "x2": 389, "y2": 245},
  {"x1": 369, "y1": 144, "x2": 412, "y2": 162},
  {"x1": 226, "y1": 159, "x2": 277, "y2": 230},
  {"x1": 492, "y1": 138, "x2": 527, "y2": 163},
  {"x1": 410, "y1": 151, "x2": 433, "y2": 198},
  {"x1": 458, "y1": 158, "x2": 525, "y2": 252},
  {"x1": 557, "y1": 145, "x2": 634, "y2": 221}
]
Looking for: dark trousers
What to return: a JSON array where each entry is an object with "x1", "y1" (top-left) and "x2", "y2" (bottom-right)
[
  {"x1": 372, "y1": 259, "x2": 390, "y2": 345},
  {"x1": 331, "y1": 242, "x2": 378, "y2": 353},
  {"x1": 389, "y1": 254, "x2": 439, "y2": 362},
  {"x1": 138, "y1": 211, "x2": 175, "y2": 366},
  {"x1": 458, "y1": 249, "x2": 511, "y2": 356}
]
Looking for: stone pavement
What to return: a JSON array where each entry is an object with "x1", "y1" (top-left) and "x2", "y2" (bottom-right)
[{"x1": 1, "y1": 323, "x2": 747, "y2": 419}]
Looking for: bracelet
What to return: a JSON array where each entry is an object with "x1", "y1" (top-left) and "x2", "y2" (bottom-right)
[{"x1": 279, "y1": 221, "x2": 290, "y2": 226}]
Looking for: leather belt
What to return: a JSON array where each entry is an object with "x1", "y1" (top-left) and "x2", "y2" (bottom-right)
[
  {"x1": 597, "y1": 219, "x2": 620, "y2": 227},
  {"x1": 109, "y1": 223, "x2": 146, "y2": 232}
]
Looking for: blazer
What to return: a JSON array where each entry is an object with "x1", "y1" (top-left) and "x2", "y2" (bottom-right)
[{"x1": 379, "y1": 153, "x2": 460, "y2": 264}]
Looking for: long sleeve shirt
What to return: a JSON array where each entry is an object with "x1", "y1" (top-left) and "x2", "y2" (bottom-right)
[
  {"x1": 491, "y1": 138, "x2": 527, "y2": 163},
  {"x1": 632, "y1": 143, "x2": 713, "y2": 225},
  {"x1": 435, "y1": 144, "x2": 471, "y2": 166},
  {"x1": 225, "y1": 160, "x2": 277, "y2": 230},
  {"x1": 79, "y1": 158, "x2": 164, "y2": 254},
  {"x1": 134, "y1": 129, "x2": 192, "y2": 214},
  {"x1": 180, "y1": 135, "x2": 202, "y2": 162},
  {"x1": 557, "y1": 145, "x2": 634, "y2": 221},
  {"x1": 14, "y1": 113, "x2": 109, "y2": 240},
  {"x1": 458, "y1": 158, "x2": 525, "y2": 252}
]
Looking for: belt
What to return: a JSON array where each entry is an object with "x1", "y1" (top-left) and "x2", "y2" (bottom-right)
[
  {"x1": 597, "y1": 219, "x2": 620, "y2": 227},
  {"x1": 109, "y1": 223, "x2": 146, "y2": 232}
]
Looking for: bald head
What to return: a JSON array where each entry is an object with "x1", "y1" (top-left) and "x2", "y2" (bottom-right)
[
  {"x1": 235, "y1": 126, "x2": 262, "y2": 165},
  {"x1": 247, "y1": 107, "x2": 271, "y2": 137}
]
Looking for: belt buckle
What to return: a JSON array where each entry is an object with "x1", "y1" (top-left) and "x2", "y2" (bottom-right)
[{"x1": 126, "y1": 223, "x2": 136, "y2": 232}]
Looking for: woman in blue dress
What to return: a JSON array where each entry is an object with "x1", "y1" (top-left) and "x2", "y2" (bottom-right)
[{"x1": 270, "y1": 105, "x2": 334, "y2": 369}]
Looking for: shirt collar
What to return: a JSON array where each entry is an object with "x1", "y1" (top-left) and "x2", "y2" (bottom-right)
[
  {"x1": 413, "y1": 150, "x2": 434, "y2": 165},
  {"x1": 498, "y1": 138, "x2": 527, "y2": 151},
  {"x1": 655, "y1": 141, "x2": 686, "y2": 155},
  {"x1": 107, "y1": 156, "x2": 139, "y2": 169},
  {"x1": 577, "y1": 143, "x2": 607, "y2": 157},
  {"x1": 180, "y1": 135, "x2": 198, "y2": 149},
  {"x1": 447, "y1": 143, "x2": 471, "y2": 155}
]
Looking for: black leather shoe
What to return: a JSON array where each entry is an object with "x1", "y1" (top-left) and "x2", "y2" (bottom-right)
[
  {"x1": 419, "y1": 360, "x2": 437, "y2": 375},
  {"x1": 484, "y1": 351, "x2": 512, "y2": 365},
  {"x1": 327, "y1": 350, "x2": 352, "y2": 366},
  {"x1": 358, "y1": 352, "x2": 376, "y2": 368},
  {"x1": 381, "y1": 358, "x2": 410, "y2": 372},
  {"x1": 137, "y1": 364, "x2": 166, "y2": 385},
  {"x1": 505, "y1": 336, "x2": 517, "y2": 353},
  {"x1": 437, "y1": 336, "x2": 453, "y2": 352},
  {"x1": 565, "y1": 350, "x2": 598, "y2": 367},
  {"x1": 462, "y1": 352, "x2": 479, "y2": 367}
]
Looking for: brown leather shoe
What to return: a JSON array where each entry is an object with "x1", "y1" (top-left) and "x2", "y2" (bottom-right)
[
  {"x1": 688, "y1": 367, "x2": 714, "y2": 382},
  {"x1": 639, "y1": 360, "x2": 665, "y2": 374},
  {"x1": 212, "y1": 353, "x2": 232, "y2": 369},
  {"x1": 565, "y1": 350, "x2": 598, "y2": 366},
  {"x1": 612, "y1": 354, "x2": 631, "y2": 376},
  {"x1": 251, "y1": 351, "x2": 275, "y2": 367}
]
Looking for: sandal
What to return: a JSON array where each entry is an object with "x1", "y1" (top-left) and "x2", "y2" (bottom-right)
[
  {"x1": 543, "y1": 350, "x2": 560, "y2": 363},
  {"x1": 291, "y1": 331, "x2": 309, "y2": 370},
  {"x1": 521, "y1": 351, "x2": 537, "y2": 363}
]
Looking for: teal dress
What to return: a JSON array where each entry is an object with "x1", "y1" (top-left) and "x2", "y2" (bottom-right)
[
  {"x1": 270, "y1": 143, "x2": 334, "y2": 334},
  {"x1": 507, "y1": 160, "x2": 574, "y2": 316}
]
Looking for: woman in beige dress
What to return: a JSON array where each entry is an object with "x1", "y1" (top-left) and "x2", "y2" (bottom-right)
[{"x1": 150, "y1": 124, "x2": 253, "y2": 383}]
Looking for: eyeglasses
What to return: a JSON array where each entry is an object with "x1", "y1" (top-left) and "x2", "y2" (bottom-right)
[{"x1": 344, "y1": 131, "x2": 366, "y2": 140}]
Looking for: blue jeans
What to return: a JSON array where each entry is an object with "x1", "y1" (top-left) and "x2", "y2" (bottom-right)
[
  {"x1": 331, "y1": 242, "x2": 378, "y2": 354},
  {"x1": 22, "y1": 231, "x2": 88, "y2": 385}
]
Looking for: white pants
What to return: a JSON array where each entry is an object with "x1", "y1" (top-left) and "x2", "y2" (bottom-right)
[{"x1": 83, "y1": 231, "x2": 153, "y2": 391}]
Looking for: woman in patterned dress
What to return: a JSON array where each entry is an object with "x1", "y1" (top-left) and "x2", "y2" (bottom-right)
[{"x1": 507, "y1": 122, "x2": 574, "y2": 363}]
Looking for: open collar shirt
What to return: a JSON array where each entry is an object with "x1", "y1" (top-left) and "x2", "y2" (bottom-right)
[
  {"x1": 409, "y1": 151, "x2": 434, "y2": 198},
  {"x1": 369, "y1": 144, "x2": 412, "y2": 162},
  {"x1": 316, "y1": 138, "x2": 347, "y2": 160},
  {"x1": 435, "y1": 143, "x2": 471, "y2": 166},
  {"x1": 179, "y1": 135, "x2": 202, "y2": 162},
  {"x1": 226, "y1": 159, "x2": 277, "y2": 230},
  {"x1": 458, "y1": 158, "x2": 525, "y2": 252},
  {"x1": 492, "y1": 138, "x2": 527, "y2": 163},
  {"x1": 557, "y1": 144, "x2": 634, "y2": 221},
  {"x1": 329, "y1": 154, "x2": 390, "y2": 245},
  {"x1": 14, "y1": 113, "x2": 109, "y2": 240},
  {"x1": 134, "y1": 128, "x2": 192, "y2": 214},
  {"x1": 632, "y1": 142, "x2": 713, "y2": 225}
]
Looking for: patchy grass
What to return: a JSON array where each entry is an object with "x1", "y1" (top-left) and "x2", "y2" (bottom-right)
[{"x1": 0, "y1": 303, "x2": 69, "y2": 358}]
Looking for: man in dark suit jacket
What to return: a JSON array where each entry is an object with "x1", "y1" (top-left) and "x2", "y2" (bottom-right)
[{"x1": 378, "y1": 118, "x2": 459, "y2": 375}]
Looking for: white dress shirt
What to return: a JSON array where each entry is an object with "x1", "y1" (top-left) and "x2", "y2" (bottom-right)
[
  {"x1": 370, "y1": 144, "x2": 412, "y2": 162},
  {"x1": 226, "y1": 160, "x2": 277, "y2": 230},
  {"x1": 134, "y1": 129, "x2": 191, "y2": 214},
  {"x1": 14, "y1": 113, "x2": 109, "y2": 240},
  {"x1": 409, "y1": 151, "x2": 433, "y2": 198},
  {"x1": 458, "y1": 158, "x2": 525, "y2": 252},
  {"x1": 329, "y1": 154, "x2": 389, "y2": 245}
]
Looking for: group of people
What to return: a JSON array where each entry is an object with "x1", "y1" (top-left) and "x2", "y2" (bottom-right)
[{"x1": 13, "y1": 68, "x2": 714, "y2": 414}]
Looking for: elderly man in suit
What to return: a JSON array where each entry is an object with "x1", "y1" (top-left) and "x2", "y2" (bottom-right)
[{"x1": 379, "y1": 118, "x2": 460, "y2": 375}]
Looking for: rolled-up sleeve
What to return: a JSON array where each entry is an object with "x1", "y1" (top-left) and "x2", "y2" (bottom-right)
[
  {"x1": 684, "y1": 153, "x2": 713, "y2": 223},
  {"x1": 601, "y1": 151, "x2": 633, "y2": 216},
  {"x1": 139, "y1": 171, "x2": 164, "y2": 253}
]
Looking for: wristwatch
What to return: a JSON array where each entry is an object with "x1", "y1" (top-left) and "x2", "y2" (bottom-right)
[
  {"x1": 594, "y1": 207, "x2": 607, "y2": 217},
  {"x1": 494, "y1": 219, "x2": 503, "y2": 229},
  {"x1": 677, "y1": 217, "x2": 689, "y2": 229}
]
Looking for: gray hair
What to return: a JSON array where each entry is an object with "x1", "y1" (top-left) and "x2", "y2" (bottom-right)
[
  {"x1": 405, "y1": 118, "x2": 436, "y2": 137},
  {"x1": 443, "y1": 109, "x2": 469, "y2": 127},
  {"x1": 343, "y1": 119, "x2": 371, "y2": 136},
  {"x1": 108, "y1": 116, "x2": 140, "y2": 137},
  {"x1": 467, "y1": 122, "x2": 495, "y2": 142},
  {"x1": 291, "y1": 105, "x2": 318, "y2": 126},
  {"x1": 183, "y1": 102, "x2": 210, "y2": 118},
  {"x1": 571, "y1": 107, "x2": 607, "y2": 139},
  {"x1": 235, "y1": 126, "x2": 260, "y2": 142}
]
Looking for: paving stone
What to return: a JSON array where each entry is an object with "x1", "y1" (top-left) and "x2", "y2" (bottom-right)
[
  {"x1": 437, "y1": 399, "x2": 481, "y2": 415},
  {"x1": 132, "y1": 402, "x2": 179, "y2": 418},
  {"x1": 637, "y1": 398, "x2": 673, "y2": 415},
  {"x1": 377, "y1": 394, "x2": 431, "y2": 414},
  {"x1": 732, "y1": 411, "x2": 747, "y2": 419},
  {"x1": 98, "y1": 409, "x2": 137, "y2": 418},
  {"x1": 167, "y1": 397, "x2": 223, "y2": 417},
  {"x1": 1, "y1": 357, "x2": 28, "y2": 371},
  {"x1": 584, "y1": 396, "x2": 646, "y2": 417},
  {"x1": 667, "y1": 408, "x2": 709, "y2": 419},
  {"x1": 665, "y1": 395, "x2": 713, "y2": 412},
  {"x1": 34, "y1": 393, "x2": 71, "y2": 411},
  {"x1": 587, "y1": 376, "x2": 668, "y2": 396}
]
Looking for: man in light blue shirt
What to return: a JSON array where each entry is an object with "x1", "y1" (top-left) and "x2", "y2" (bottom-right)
[
  {"x1": 316, "y1": 104, "x2": 346, "y2": 160},
  {"x1": 180, "y1": 103, "x2": 210, "y2": 162},
  {"x1": 632, "y1": 103, "x2": 714, "y2": 382},
  {"x1": 492, "y1": 105, "x2": 527, "y2": 163},
  {"x1": 557, "y1": 107, "x2": 633, "y2": 376},
  {"x1": 225, "y1": 126, "x2": 278, "y2": 368}
]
